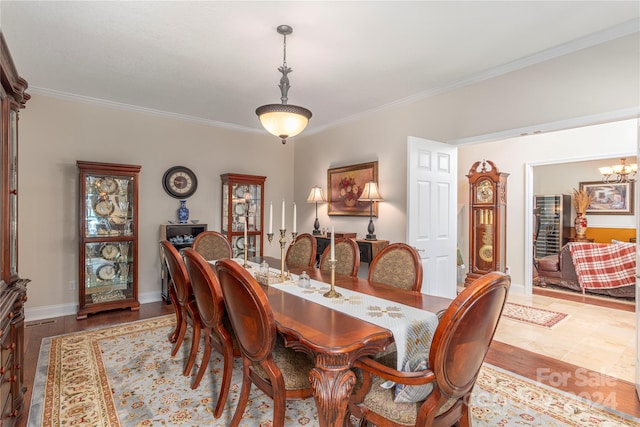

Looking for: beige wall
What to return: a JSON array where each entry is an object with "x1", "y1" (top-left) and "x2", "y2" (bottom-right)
[
  {"x1": 19, "y1": 96, "x2": 292, "y2": 319},
  {"x1": 293, "y1": 35, "x2": 639, "y2": 292},
  {"x1": 18, "y1": 33, "x2": 639, "y2": 319}
]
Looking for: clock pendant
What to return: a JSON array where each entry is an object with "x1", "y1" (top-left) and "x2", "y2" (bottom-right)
[{"x1": 163, "y1": 166, "x2": 198, "y2": 199}]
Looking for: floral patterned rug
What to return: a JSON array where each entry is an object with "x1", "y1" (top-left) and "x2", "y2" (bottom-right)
[
  {"x1": 28, "y1": 315, "x2": 638, "y2": 426},
  {"x1": 502, "y1": 302, "x2": 569, "y2": 328}
]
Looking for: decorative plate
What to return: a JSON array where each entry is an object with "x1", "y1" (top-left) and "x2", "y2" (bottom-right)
[
  {"x1": 235, "y1": 185, "x2": 249, "y2": 199},
  {"x1": 100, "y1": 244, "x2": 119, "y2": 261},
  {"x1": 96, "y1": 263, "x2": 117, "y2": 281},
  {"x1": 236, "y1": 237, "x2": 245, "y2": 250},
  {"x1": 93, "y1": 199, "x2": 115, "y2": 217},
  {"x1": 235, "y1": 203, "x2": 246, "y2": 215}
]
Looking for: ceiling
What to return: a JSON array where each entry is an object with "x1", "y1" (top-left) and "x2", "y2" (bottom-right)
[{"x1": 1, "y1": 1, "x2": 638, "y2": 136}]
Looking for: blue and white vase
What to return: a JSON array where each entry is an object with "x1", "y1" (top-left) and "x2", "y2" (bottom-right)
[{"x1": 178, "y1": 200, "x2": 189, "y2": 224}]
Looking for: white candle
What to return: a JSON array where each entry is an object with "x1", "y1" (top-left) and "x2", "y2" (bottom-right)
[
  {"x1": 269, "y1": 202, "x2": 273, "y2": 234},
  {"x1": 330, "y1": 226, "x2": 335, "y2": 261},
  {"x1": 281, "y1": 200, "x2": 285, "y2": 229},
  {"x1": 293, "y1": 202, "x2": 297, "y2": 233}
]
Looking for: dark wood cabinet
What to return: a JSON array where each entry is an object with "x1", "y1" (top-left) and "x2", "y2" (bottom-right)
[
  {"x1": 0, "y1": 33, "x2": 29, "y2": 425},
  {"x1": 159, "y1": 223, "x2": 207, "y2": 302},
  {"x1": 315, "y1": 237, "x2": 389, "y2": 266},
  {"x1": 77, "y1": 161, "x2": 141, "y2": 319}
]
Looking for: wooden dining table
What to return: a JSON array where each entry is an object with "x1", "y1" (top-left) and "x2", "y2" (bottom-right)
[{"x1": 252, "y1": 256, "x2": 452, "y2": 427}]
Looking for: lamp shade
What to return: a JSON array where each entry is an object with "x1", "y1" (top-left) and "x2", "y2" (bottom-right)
[
  {"x1": 358, "y1": 181, "x2": 384, "y2": 202},
  {"x1": 307, "y1": 185, "x2": 326, "y2": 203},
  {"x1": 256, "y1": 104, "x2": 312, "y2": 141}
]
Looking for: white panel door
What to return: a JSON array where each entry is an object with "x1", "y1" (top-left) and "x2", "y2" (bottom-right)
[{"x1": 407, "y1": 136, "x2": 457, "y2": 298}]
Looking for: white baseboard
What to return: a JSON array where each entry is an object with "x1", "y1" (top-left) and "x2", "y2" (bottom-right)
[{"x1": 25, "y1": 291, "x2": 165, "y2": 323}]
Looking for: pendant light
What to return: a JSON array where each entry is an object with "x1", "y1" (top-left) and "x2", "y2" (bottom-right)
[{"x1": 256, "y1": 25, "x2": 312, "y2": 144}]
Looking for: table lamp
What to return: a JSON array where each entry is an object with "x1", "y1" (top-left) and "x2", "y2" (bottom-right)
[
  {"x1": 307, "y1": 185, "x2": 326, "y2": 235},
  {"x1": 358, "y1": 181, "x2": 384, "y2": 240}
]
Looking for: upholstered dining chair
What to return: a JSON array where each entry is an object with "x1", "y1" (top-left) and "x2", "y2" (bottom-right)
[
  {"x1": 368, "y1": 243, "x2": 423, "y2": 292},
  {"x1": 284, "y1": 233, "x2": 317, "y2": 267},
  {"x1": 215, "y1": 259, "x2": 315, "y2": 427},
  {"x1": 191, "y1": 230, "x2": 233, "y2": 261},
  {"x1": 159, "y1": 240, "x2": 201, "y2": 376},
  {"x1": 347, "y1": 271, "x2": 510, "y2": 427},
  {"x1": 319, "y1": 237, "x2": 361, "y2": 277},
  {"x1": 181, "y1": 248, "x2": 240, "y2": 417}
]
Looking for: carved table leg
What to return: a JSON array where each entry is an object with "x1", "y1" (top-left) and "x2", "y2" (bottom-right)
[{"x1": 309, "y1": 357, "x2": 357, "y2": 427}]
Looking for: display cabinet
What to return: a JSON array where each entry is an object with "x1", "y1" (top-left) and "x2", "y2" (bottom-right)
[
  {"x1": 0, "y1": 33, "x2": 30, "y2": 425},
  {"x1": 534, "y1": 194, "x2": 571, "y2": 258},
  {"x1": 221, "y1": 173, "x2": 266, "y2": 258},
  {"x1": 465, "y1": 160, "x2": 509, "y2": 286},
  {"x1": 77, "y1": 161, "x2": 141, "y2": 319},
  {"x1": 159, "y1": 223, "x2": 207, "y2": 302}
]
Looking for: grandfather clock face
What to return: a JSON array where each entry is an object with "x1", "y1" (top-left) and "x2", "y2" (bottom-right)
[{"x1": 475, "y1": 179, "x2": 494, "y2": 204}]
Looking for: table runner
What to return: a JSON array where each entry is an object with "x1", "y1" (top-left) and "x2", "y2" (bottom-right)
[{"x1": 226, "y1": 259, "x2": 439, "y2": 371}]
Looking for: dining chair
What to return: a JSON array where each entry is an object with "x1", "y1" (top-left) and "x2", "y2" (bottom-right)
[
  {"x1": 347, "y1": 271, "x2": 510, "y2": 427},
  {"x1": 159, "y1": 240, "x2": 201, "y2": 376},
  {"x1": 368, "y1": 243, "x2": 423, "y2": 292},
  {"x1": 191, "y1": 230, "x2": 233, "y2": 261},
  {"x1": 284, "y1": 233, "x2": 317, "y2": 267},
  {"x1": 181, "y1": 248, "x2": 240, "y2": 417},
  {"x1": 214, "y1": 259, "x2": 315, "y2": 427},
  {"x1": 319, "y1": 237, "x2": 361, "y2": 277}
]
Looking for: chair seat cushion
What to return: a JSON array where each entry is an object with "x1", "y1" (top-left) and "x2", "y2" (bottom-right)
[
  {"x1": 253, "y1": 338, "x2": 314, "y2": 390},
  {"x1": 361, "y1": 370, "x2": 458, "y2": 425}
]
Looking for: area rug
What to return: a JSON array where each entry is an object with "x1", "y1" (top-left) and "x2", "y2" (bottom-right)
[
  {"x1": 28, "y1": 315, "x2": 639, "y2": 426},
  {"x1": 502, "y1": 302, "x2": 569, "y2": 328}
]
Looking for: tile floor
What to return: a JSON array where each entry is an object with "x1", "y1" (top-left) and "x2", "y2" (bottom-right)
[{"x1": 494, "y1": 292, "x2": 636, "y2": 383}]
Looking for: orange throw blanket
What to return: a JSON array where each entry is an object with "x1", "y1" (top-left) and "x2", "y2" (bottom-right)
[{"x1": 568, "y1": 242, "x2": 636, "y2": 291}]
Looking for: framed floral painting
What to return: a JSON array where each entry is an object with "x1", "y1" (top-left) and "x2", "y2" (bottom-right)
[{"x1": 327, "y1": 161, "x2": 378, "y2": 216}]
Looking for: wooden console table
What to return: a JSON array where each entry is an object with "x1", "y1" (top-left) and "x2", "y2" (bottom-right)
[{"x1": 315, "y1": 237, "x2": 389, "y2": 265}]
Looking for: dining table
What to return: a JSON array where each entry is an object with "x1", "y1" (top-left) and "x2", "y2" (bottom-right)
[{"x1": 244, "y1": 256, "x2": 452, "y2": 427}]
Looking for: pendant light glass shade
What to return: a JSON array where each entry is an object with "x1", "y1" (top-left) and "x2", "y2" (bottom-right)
[{"x1": 256, "y1": 104, "x2": 312, "y2": 141}]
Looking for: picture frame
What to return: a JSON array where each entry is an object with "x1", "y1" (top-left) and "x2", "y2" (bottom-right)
[
  {"x1": 327, "y1": 161, "x2": 379, "y2": 216},
  {"x1": 579, "y1": 181, "x2": 634, "y2": 215}
]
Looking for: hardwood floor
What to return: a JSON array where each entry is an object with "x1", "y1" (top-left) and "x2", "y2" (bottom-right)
[{"x1": 15, "y1": 295, "x2": 639, "y2": 426}]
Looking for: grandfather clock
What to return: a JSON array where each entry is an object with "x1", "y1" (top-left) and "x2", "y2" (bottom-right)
[{"x1": 465, "y1": 160, "x2": 509, "y2": 286}]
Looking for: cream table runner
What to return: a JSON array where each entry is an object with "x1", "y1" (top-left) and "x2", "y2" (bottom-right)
[{"x1": 224, "y1": 258, "x2": 439, "y2": 371}]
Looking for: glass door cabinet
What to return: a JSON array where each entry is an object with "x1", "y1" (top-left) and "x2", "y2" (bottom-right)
[
  {"x1": 77, "y1": 161, "x2": 141, "y2": 319},
  {"x1": 221, "y1": 173, "x2": 266, "y2": 258},
  {"x1": 0, "y1": 33, "x2": 30, "y2": 425}
]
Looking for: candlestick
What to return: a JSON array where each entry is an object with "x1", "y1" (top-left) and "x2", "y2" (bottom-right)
[
  {"x1": 323, "y1": 259, "x2": 342, "y2": 298},
  {"x1": 269, "y1": 202, "x2": 273, "y2": 234},
  {"x1": 330, "y1": 226, "x2": 335, "y2": 261},
  {"x1": 243, "y1": 218, "x2": 251, "y2": 269},
  {"x1": 293, "y1": 202, "x2": 297, "y2": 233}
]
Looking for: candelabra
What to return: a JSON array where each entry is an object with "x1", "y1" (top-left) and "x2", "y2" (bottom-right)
[
  {"x1": 267, "y1": 229, "x2": 297, "y2": 281},
  {"x1": 323, "y1": 259, "x2": 342, "y2": 298}
]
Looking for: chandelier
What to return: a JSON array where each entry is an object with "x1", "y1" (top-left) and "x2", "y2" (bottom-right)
[
  {"x1": 256, "y1": 25, "x2": 312, "y2": 144},
  {"x1": 598, "y1": 158, "x2": 637, "y2": 183}
]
